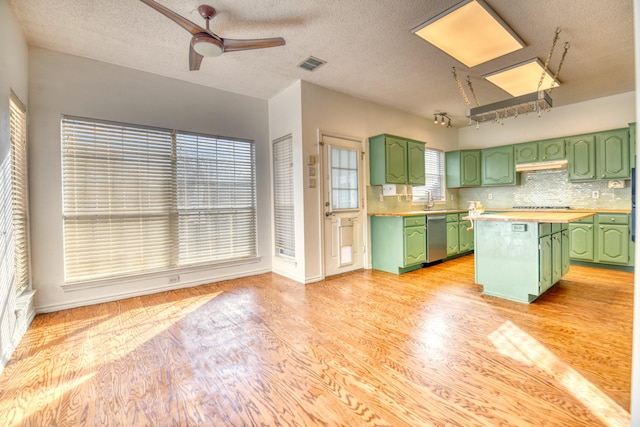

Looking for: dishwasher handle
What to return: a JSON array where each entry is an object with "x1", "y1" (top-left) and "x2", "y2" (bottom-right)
[{"x1": 427, "y1": 215, "x2": 447, "y2": 220}]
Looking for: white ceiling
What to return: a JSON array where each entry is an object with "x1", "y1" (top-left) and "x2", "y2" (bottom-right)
[{"x1": 9, "y1": 0, "x2": 635, "y2": 127}]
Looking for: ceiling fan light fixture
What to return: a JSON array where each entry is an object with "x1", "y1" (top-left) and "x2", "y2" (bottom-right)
[{"x1": 191, "y1": 35, "x2": 223, "y2": 57}]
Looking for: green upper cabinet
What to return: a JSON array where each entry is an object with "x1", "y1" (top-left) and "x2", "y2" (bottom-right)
[
  {"x1": 515, "y1": 138, "x2": 565, "y2": 164},
  {"x1": 596, "y1": 128, "x2": 630, "y2": 179},
  {"x1": 407, "y1": 140, "x2": 426, "y2": 185},
  {"x1": 539, "y1": 138, "x2": 566, "y2": 161},
  {"x1": 567, "y1": 134, "x2": 597, "y2": 181},
  {"x1": 481, "y1": 146, "x2": 518, "y2": 186},
  {"x1": 568, "y1": 128, "x2": 630, "y2": 181},
  {"x1": 515, "y1": 142, "x2": 538, "y2": 163},
  {"x1": 446, "y1": 149, "x2": 481, "y2": 188},
  {"x1": 369, "y1": 134, "x2": 425, "y2": 185}
]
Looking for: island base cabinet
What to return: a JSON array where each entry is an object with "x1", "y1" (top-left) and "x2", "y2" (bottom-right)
[{"x1": 475, "y1": 221, "x2": 568, "y2": 303}]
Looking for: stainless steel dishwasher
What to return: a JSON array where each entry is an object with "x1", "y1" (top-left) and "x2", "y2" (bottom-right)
[{"x1": 426, "y1": 215, "x2": 447, "y2": 262}]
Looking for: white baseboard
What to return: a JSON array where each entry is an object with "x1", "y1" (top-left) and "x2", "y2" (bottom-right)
[{"x1": 36, "y1": 267, "x2": 272, "y2": 313}]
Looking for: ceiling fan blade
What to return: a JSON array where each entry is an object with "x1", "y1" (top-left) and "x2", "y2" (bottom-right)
[
  {"x1": 223, "y1": 37, "x2": 286, "y2": 52},
  {"x1": 189, "y1": 44, "x2": 204, "y2": 71},
  {"x1": 139, "y1": 0, "x2": 205, "y2": 35}
]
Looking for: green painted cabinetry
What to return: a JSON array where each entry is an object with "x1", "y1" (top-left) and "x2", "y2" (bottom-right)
[
  {"x1": 569, "y1": 213, "x2": 633, "y2": 267},
  {"x1": 567, "y1": 128, "x2": 630, "y2": 181},
  {"x1": 568, "y1": 134, "x2": 597, "y2": 181},
  {"x1": 597, "y1": 129, "x2": 630, "y2": 179},
  {"x1": 515, "y1": 138, "x2": 565, "y2": 163},
  {"x1": 446, "y1": 213, "x2": 474, "y2": 257},
  {"x1": 371, "y1": 215, "x2": 426, "y2": 274},
  {"x1": 481, "y1": 146, "x2": 518, "y2": 186},
  {"x1": 568, "y1": 217, "x2": 595, "y2": 261},
  {"x1": 597, "y1": 214, "x2": 630, "y2": 264},
  {"x1": 475, "y1": 220, "x2": 570, "y2": 303},
  {"x1": 446, "y1": 150, "x2": 481, "y2": 188},
  {"x1": 369, "y1": 134, "x2": 425, "y2": 185},
  {"x1": 446, "y1": 214, "x2": 459, "y2": 256}
]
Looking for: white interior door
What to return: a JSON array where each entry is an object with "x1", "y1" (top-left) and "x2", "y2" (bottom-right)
[{"x1": 321, "y1": 134, "x2": 365, "y2": 277}]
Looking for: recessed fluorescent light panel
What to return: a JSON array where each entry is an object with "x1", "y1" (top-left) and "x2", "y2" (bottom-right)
[
  {"x1": 483, "y1": 58, "x2": 559, "y2": 97},
  {"x1": 412, "y1": 0, "x2": 524, "y2": 67}
]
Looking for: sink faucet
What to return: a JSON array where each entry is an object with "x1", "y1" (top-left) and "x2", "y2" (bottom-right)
[{"x1": 424, "y1": 191, "x2": 434, "y2": 211}]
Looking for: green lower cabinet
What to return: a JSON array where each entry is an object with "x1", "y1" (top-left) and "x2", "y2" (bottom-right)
[
  {"x1": 597, "y1": 224, "x2": 629, "y2": 264},
  {"x1": 551, "y1": 232, "x2": 563, "y2": 285},
  {"x1": 569, "y1": 213, "x2": 632, "y2": 267},
  {"x1": 569, "y1": 221, "x2": 595, "y2": 261},
  {"x1": 371, "y1": 215, "x2": 426, "y2": 274},
  {"x1": 446, "y1": 221, "x2": 459, "y2": 256},
  {"x1": 404, "y1": 226, "x2": 427, "y2": 266},
  {"x1": 459, "y1": 219, "x2": 474, "y2": 252},
  {"x1": 446, "y1": 213, "x2": 474, "y2": 258}
]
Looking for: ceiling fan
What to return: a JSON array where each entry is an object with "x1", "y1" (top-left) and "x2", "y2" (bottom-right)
[{"x1": 139, "y1": 0, "x2": 286, "y2": 71}]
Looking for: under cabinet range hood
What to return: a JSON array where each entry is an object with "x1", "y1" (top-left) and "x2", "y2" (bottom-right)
[{"x1": 515, "y1": 159, "x2": 568, "y2": 172}]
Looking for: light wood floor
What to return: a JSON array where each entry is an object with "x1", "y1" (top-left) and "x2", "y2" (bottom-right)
[{"x1": 0, "y1": 255, "x2": 633, "y2": 426}]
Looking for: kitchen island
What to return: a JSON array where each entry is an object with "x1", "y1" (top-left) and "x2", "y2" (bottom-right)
[{"x1": 471, "y1": 211, "x2": 595, "y2": 303}]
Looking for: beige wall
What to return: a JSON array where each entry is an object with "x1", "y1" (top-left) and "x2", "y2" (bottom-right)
[
  {"x1": 27, "y1": 48, "x2": 273, "y2": 312},
  {"x1": 459, "y1": 91, "x2": 636, "y2": 149},
  {"x1": 0, "y1": 0, "x2": 30, "y2": 372}
]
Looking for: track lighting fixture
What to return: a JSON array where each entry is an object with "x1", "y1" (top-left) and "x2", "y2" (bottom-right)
[{"x1": 433, "y1": 113, "x2": 452, "y2": 128}]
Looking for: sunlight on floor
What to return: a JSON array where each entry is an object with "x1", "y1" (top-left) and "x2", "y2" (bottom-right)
[{"x1": 488, "y1": 320, "x2": 630, "y2": 427}]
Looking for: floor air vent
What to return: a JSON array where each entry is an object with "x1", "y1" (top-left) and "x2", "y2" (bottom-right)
[{"x1": 298, "y1": 56, "x2": 326, "y2": 71}]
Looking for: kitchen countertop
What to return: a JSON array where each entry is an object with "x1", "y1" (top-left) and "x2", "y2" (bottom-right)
[
  {"x1": 368, "y1": 208, "x2": 630, "y2": 217},
  {"x1": 368, "y1": 209, "x2": 466, "y2": 217},
  {"x1": 470, "y1": 211, "x2": 596, "y2": 223}
]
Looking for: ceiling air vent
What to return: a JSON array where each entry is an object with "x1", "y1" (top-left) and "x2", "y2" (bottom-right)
[{"x1": 298, "y1": 56, "x2": 326, "y2": 72}]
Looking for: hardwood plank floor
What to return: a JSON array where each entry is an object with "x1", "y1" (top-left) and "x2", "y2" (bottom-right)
[{"x1": 0, "y1": 255, "x2": 632, "y2": 426}]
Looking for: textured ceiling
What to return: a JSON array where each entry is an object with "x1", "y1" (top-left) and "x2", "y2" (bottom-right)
[{"x1": 9, "y1": 0, "x2": 635, "y2": 127}]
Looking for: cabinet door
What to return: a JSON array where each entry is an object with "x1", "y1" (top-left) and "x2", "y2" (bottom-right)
[
  {"x1": 407, "y1": 140, "x2": 425, "y2": 185},
  {"x1": 568, "y1": 223, "x2": 595, "y2": 261},
  {"x1": 515, "y1": 142, "x2": 538, "y2": 163},
  {"x1": 459, "y1": 220, "x2": 474, "y2": 252},
  {"x1": 551, "y1": 233, "x2": 563, "y2": 284},
  {"x1": 568, "y1": 135, "x2": 596, "y2": 181},
  {"x1": 597, "y1": 129, "x2": 630, "y2": 179},
  {"x1": 539, "y1": 235, "x2": 552, "y2": 293},
  {"x1": 561, "y1": 230, "x2": 570, "y2": 276},
  {"x1": 403, "y1": 226, "x2": 426, "y2": 266},
  {"x1": 460, "y1": 150, "x2": 482, "y2": 186},
  {"x1": 539, "y1": 138, "x2": 566, "y2": 161},
  {"x1": 446, "y1": 222, "x2": 460, "y2": 256},
  {"x1": 385, "y1": 137, "x2": 408, "y2": 184},
  {"x1": 481, "y1": 146, "x2": 516, "y2": 186},
  {"x1": 597, "y1": 224, "x2": 629, "y2": 264}
]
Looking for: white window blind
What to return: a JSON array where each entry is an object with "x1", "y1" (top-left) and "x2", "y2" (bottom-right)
[
  {"x1": 9, "y1": 92, "x2": 30, "y2": 294},
  {"x1": 413, "y1": 147, "x2": 445, "y2": 202},
  {"x1": 62, "y1": 116, "x2": 256, "y2": 283},
  {"x1": 272, "y1": 136, "x2": 295, "y2": 257}
]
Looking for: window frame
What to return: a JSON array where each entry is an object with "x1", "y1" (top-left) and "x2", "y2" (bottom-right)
[{"x1": 413, "y1": 146, "x2": 446, "y2": 203}]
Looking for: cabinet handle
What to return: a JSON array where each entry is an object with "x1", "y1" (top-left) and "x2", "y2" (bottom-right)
[
  {"x1": 600, "y1": 225, "x2": 604, "y2": 229},
  {"x1": 588, "y1": 225, "x2": 592, "y2": 229},
  {"x1": 610, "y1": 218, "x2": 616, "y2": 222}
]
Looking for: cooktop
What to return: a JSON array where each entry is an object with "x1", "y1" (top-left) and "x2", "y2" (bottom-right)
[{"x1": 512, "y1": 206, "x2": 571, "y2": 210}]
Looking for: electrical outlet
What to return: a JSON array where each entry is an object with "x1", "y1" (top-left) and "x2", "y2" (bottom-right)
[
  {"x1": 592, "y1": 191, "x2": 600, "y2": 199},
  {"x1": 169, "y1": 275, "x2": 180, "y2": 284},
  {"x1": 487, "y1": 193, "x2": 493, "y2": 200}
]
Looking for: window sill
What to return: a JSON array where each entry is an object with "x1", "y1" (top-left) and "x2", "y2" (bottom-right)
[{"x1": 61, "y1": 256, "x2": 263, "y2": 292}]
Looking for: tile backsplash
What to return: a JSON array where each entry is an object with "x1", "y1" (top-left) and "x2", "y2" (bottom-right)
[{"x1": 367, "y1": 169, "x2": 631, "y2": 212}]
